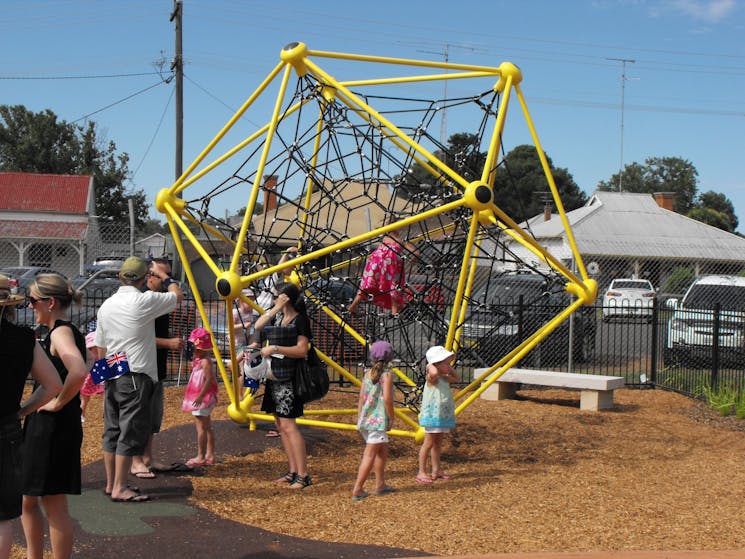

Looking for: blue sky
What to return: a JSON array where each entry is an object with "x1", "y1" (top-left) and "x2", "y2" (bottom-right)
[{"x1": 2, "y1": 1, "x2": 743, "y2": 228}]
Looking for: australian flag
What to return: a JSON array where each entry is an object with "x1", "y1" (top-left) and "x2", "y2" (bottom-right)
[{"x1": 90, "y1": 352, "x2": 130, "y2": 384}]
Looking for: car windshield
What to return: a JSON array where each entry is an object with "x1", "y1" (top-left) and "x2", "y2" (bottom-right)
[
  {"x1": 0, "y1": 266, "x2": 32, "y2": 276},
  {"x1": 612, "y1": 280, "x2": 652, "y2": 290},
  {"x1": 472, "y1": 276, "x2": 553, "y2": 306},
  {"x1": 683, "y1": 284, "x2": 745, "y2": 312}
]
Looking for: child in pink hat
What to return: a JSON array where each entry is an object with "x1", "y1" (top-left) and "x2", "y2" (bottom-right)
[
  {"x1": 79, "y1": 331, "x2": 104, "y2": 422},
  {"x1": 182, "y1": 328, "x2": 218, "y2": 467}
]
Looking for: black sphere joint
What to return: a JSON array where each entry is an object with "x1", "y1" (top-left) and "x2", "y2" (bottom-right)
[
  {"x1": 284, "y1": 42, "x2": 300, "y2": 51},
  {"x1": 217, "y1": 278, "x2": 232, "y2": 296},
  {"x1": 475, "y1": 185, "x2": 492, "y2": 204}
]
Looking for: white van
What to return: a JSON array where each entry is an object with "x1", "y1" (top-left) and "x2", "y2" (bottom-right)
[{"x1": 664, "y1": 274, "x2": 745, "y2": 366}]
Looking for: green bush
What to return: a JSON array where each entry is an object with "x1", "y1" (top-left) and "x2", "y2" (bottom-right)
[{"x1": 663, "y1": 266, "x2": 694, "y2": 295}]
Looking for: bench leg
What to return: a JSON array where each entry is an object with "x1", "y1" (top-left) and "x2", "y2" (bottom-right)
[
  {"x1": 481, "y1": 381, "x2": 518, "y2": 401},
  {"x1": 580, "y1": 389, "x2": 614, "y2": 411}
]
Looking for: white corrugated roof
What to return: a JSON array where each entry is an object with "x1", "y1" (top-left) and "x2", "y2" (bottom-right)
[{"x1": 522, "y1": 191, "x2": 745, "y2": 262}]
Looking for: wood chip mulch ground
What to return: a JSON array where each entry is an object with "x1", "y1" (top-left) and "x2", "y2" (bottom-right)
[{"x1": 75, "y1": 384, "x2": 745, "y2": 556}]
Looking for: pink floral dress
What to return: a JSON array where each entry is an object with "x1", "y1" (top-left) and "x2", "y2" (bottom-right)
[{"x1": 358, "y1": 238, "x2": 405, "y2": 310}]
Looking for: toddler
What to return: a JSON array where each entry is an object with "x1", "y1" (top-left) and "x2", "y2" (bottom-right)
[{"x1": 182, "y1": 327, "x2": 218, "y2": 467}]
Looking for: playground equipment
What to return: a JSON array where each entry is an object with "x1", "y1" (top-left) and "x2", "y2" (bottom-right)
[{"x1": 156, "y1": 42, "x2": 596, "y2": 441}]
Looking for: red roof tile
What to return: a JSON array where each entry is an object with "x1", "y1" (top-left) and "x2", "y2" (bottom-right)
[
  {"x1": 0, "y1": 172, "x2": 91, "y2": 213},
  {"x1": 0, "y1": 220, "x2": 88, "y2": 240}
]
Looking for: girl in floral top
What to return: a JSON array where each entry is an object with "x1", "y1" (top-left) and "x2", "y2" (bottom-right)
[{"x1": 352, "y1": 340, "x2": 395, "y2": 501}]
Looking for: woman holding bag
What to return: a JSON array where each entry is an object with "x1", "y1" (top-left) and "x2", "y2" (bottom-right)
[{"x1": 254, "y1": 282, "x2": 312, "y2": 489}]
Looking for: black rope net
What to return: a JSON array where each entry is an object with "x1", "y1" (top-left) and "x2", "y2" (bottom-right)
[{"x1": 172, "y1": 58, "x2": 567, "y2": 411}]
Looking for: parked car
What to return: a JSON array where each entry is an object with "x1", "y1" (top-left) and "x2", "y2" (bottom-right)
[
  {"x1": 72, "y1": 264, "x2": 122, "y2": 297},
  {"x1": 0, "y1": 266, "x2": 60, "y2": 295},
  {"x1": 453, "y1": 272, "x2": 595, "y2": 368},
  {"x1": 602, "y1": 278, "x2": 656, "y2": 322},
  {"x1": 664, "y1": 274, "x2": 745, "y2": 366}
]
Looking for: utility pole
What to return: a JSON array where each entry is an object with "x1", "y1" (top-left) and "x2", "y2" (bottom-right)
[
  {"x1": 417, "y1": 44, "x2": 450, "y2": 146},
  {"x1": 171, "y1": 0, "x2": 183, "y2": 182},
  {"x1": 607, "y1": 58, "x2": 636, "y2": 192}
]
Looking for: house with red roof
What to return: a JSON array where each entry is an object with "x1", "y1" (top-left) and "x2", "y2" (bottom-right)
[{"x1": 0, "y1": 172, "x2": 97, "y2": 279}]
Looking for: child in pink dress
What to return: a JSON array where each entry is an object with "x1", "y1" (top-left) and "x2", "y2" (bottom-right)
[
  {"x1": 182, "y1": 328, "x2": 218, "y2": 467},
  {"x1": 348, "y1": 226, "x2": 418, "y2": 315},
  {"x1": 79, "y1": 331, "x2": 104, "y2": 422}
]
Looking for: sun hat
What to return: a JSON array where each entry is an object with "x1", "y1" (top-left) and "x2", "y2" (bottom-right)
[
  {"x1": 0, "y1": 274, "x2": 25, "y2": 307},
  {"x1": 369, "y1": 340, "x2": 394, "y2": 363},
  {"x1": 425, "y1": 345, "x2": 454, "y2": 365},
  {"x1": 85, "y1": 332, "x2": 97, "y2": 349},
  {"x1": 119, "y1": 256, "x2": 148, "y2": 281},
  {"x1": 188, "y1": 327, "x2": 213, "y2": 350}
]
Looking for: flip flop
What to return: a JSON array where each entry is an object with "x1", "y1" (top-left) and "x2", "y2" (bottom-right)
[
  {"x1": 151, "y1": 462, "x2": 194, "y2": 473},
  {"x1": 111, "y1": 493, "x2": 150, "y2": 503},
  {"x1": 185, "y1": 458, "x2": 206, "y2": 468},
  {"x1": 351, "y1": 491, "x2": 369, "y2": 502},
  {"x1": 373, "y1": 485, "x2": 396, "y2": 495},
  {"x1": 434, "y1": 473, "x2": 452, "y2": 480},
  {"x1": 415, "y1": 475, "x2": 433, "y2": 484},
  {"x1": 130, "y1": 469, "x2": 156, "y2": 479},
  {"x1": 265, "y1": 430, "x2": 280, "y2": 438},
  {"x1": 104, "y1": 485, "x2": 139, "y2": 497}
]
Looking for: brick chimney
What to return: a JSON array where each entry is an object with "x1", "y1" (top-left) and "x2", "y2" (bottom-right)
[
  {"x1": 653, "y1": 192, "x2": 675, "y2": 211},
  {"x1": 262, "y1": 175, "x2": 278, "y2": 214},
  {"x1": 543, "y1": 201, "x2": 552, "y2": 222}
]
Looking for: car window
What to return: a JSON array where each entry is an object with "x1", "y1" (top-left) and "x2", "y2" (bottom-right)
[
  {"x1": 683, "y1": 284, "x2": 745, "y2": 312},
  {"x1": 612, "y1": 280, "x2": 652, "y2": 290},
  {"x1": 473, "y1": 276, "x2": 555, "y2": 306}
]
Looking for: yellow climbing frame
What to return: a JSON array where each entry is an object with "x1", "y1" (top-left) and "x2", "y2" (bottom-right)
[{"x1": 155, "y1": 42, "x2": 597, "y2": 443}]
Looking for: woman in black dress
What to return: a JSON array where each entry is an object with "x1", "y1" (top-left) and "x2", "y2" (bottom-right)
[
  {"x1": 22, "y1": 274, "x2": 88, "y2": 559},
  {"x1": 254, "y1": 282, "x2": 312, "y2": 489},
  {"x1": 0, "y1": 275, "x2": 60, "y2": 559}
]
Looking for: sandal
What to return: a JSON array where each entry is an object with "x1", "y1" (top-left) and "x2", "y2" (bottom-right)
[
  {"x1": 289, "y1": 474, "x2": 312, "y2": 489},
  {"x1": 434, "y1": 472, "x2": 451, "y2": 480},
  {"x1": 274, "y1": 471, "x2": 297, "y2": 484},
  {"x1": 415, "y1": 475, "x2": 433, "y2": 484}
]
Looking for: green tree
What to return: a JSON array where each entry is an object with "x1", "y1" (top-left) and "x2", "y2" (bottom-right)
[
  {"x1": 0, "y1": 105, "x2": 149, "y2": 227},
  {"x1": 597, "y1": 156, "x2": 698, "y2": 213},
  {"x1": 693, "y1": 191, "x2": 738, "y2": 232},
  {"x1": 401, "y1": 136, "x2": 586, "y2": 223},
  {"x1": 492, "y1": 145, "x2": 587, "y2": 223}
]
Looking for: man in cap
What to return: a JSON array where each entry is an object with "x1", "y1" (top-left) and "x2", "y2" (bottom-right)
[
  {"x1": 130, "y1": 257, "x2": 185, "y2": 477},
  {"x1": 95, "y1": 256, "x2": 183, "y2": 502}
]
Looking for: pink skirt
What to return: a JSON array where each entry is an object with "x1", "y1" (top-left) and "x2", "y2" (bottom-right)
[{"x1": 80, "y1": 372, "x2": 104, "y2": 397}]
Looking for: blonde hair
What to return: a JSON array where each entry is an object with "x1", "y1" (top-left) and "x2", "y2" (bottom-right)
[
  {"x1": 368, "y1": 360, "x2": 388, "y2": 384},
  {"x1": 33, "y1": 273, "x2": 83, "y2": 308}
]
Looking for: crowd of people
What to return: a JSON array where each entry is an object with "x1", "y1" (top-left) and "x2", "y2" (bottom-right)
[{"x1": 0, "y1": 247, "x2": 461, "y2": 557}]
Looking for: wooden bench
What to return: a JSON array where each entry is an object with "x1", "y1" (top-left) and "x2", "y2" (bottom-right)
[{"x1": 474, "y1": 367, "x2": 625, "y2": 411}]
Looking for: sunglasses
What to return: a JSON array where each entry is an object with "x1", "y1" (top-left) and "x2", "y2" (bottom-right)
[{"x1": 28, "y1": 295, "x2": 51, "y2": 305}]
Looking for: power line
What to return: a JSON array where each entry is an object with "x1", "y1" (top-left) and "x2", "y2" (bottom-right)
[
  {"x1": 0, "y1": 72, "x2": 160, "y2": 80},
  {"x1": 71, "y1": 80, "x2": 166, "y2": 123}
]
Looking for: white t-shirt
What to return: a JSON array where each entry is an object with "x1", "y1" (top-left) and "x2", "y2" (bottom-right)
[{"x1": 95, "y1": 285, "x2": 179, "y2": 382}]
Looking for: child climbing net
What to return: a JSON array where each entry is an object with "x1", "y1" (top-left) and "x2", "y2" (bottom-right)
[{"x1": 157, "y1": 42, "x2": 596, "y2": 440}]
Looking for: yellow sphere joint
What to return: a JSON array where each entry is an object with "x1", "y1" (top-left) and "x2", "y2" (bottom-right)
[
  {"x1": 463, "y1": 181, "x2": 493, "y2": 212},
  {"x1": 477, "y1": 208, "x2": 497, "y2": 227},
  {"x1": 227, "y1": 402, "x2": 249, "y2": 424},
  {"x1": 565, "y1": 278, "x2": 598, "y2": 306},
  {"x1": 494, "y1": 61, "x2": 522, "y2": 93},
  {"x1": 414, "y1": 426, "x2": 425, "y2": 444},
  {"x1": 319, "y1": 85, "x2": 336, "y2": 102},
  {"x1": 215, "y1": 270, "x2": 243, "y2": 299},
  {"x1": 280, "y1": 42, "x2": 308, "y2": 77},
  {"x1": 155, "y1": 188, "x2": 186, "y2": 215}
]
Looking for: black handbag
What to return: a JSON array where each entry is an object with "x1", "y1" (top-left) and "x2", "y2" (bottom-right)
[{"x1": 294, "y1": 345, "x2": 330, "y2": 404}]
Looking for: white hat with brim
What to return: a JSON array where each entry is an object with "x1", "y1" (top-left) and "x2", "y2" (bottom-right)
[
  {"x1": 0, "y1": 274, "x2": 25, "y2": 307},
  {"x1": 425, "y1": 345, "x2": 455, "y2": 365}
]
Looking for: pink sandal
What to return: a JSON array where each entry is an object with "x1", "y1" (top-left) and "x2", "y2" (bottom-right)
[
  {"x1": 434, "y1": 473, "x2": 451, "y2": 480},
  {"x1": 415, "y1": 475, "x2": 433, "y2": 484}
]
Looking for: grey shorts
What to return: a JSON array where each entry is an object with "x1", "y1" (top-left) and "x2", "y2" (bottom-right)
[
  {"x1": 102, "y1": 373, "x2": 154, "y2": 456},
  {"x1": 149, "y1": 381, "x2": 164, "y2": 434}
]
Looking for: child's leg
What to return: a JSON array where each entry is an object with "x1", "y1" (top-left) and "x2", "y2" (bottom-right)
[
  {"x1": 372, "y1": 442, "x2": 389, "y2": 491},
  {"x1": 193, "y1": 416, "x2": 207, "y2": 461},
  {"x1": 352, "y1": 443, "x2": 378, "y2": 497},
  {"x1": 429, "y1": 432, "x2": 445, "y2": 477},
  {"x1": 204, "y1": 415, "x2": 215, "y2": 463},
  {"x1": 80, "y1": 394, "x2": 90, "y2": 420},
  {"x1": 418, "y1": 433, "x2": 434, "y2": 478}
]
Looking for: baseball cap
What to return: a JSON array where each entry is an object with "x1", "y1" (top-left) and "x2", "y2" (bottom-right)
[
  {"x1": 119, "y1": 256, "x2": 148, "y2": 281},
  {"x1": 425, "y1": 345, "x2": 454, "y2": 365},
  {"x1": 369, "y1": 340, "x2": 394, "y2": 363}
]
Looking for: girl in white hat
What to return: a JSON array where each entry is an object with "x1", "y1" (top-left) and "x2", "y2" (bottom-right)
[{"x1": 416, "y1": 345, "x2": 458, "y2": 484}]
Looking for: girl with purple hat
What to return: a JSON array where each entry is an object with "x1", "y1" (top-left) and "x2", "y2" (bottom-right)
[{"x1": 351, "y1": 340, "x2": 396, "y2": 501}]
